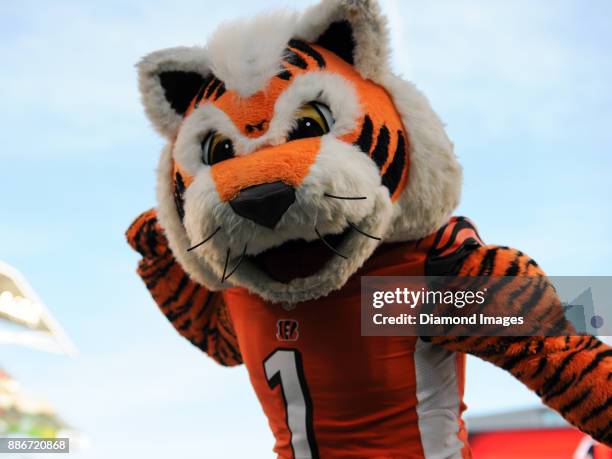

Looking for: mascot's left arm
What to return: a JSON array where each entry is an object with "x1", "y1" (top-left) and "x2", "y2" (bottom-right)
[{"x1": 431, "y1": 244, "x2": 612, "y2": 445}]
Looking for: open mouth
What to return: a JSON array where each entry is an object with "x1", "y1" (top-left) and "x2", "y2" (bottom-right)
[{"x1": 248, "y1": 227, "x2": 351, "y2": 283}]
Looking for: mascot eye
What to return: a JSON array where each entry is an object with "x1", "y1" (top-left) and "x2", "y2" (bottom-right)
[
  {"x1": 201, "y1": 132, "x2": 235, "y2": 165},
  {"x1": 287, "y1": 102, "x2": 334, "y2": 141}
]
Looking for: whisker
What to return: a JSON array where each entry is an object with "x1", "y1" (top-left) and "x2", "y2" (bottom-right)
[
  {"x1": 223, "y1": 244, "x2": 248, "y2": 282},
  {"x1": 221, "y1": 248, "x2": 231, "y2": 283},
  {"x1": 314, "y1": 227, "x2": 348, "y2": 259},
  {"x1": 324, "y1": 193, "x2": 367, "y2": 200},
  {"x1": 348, "y1": 221, "x2": 381, "y2": 241},
  {"x1": 187, "y1": 226, "x2": 221, "y2": 252}
]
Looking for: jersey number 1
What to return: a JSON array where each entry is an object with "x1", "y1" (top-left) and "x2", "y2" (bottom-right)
[{"x1": 264, "y1": 349, "x2": 319, "y2": 459}]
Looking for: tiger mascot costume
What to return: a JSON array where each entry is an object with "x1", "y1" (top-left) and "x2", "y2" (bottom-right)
[{"x1": 127, "y1": 0, "x2": 612, "y2": 457}]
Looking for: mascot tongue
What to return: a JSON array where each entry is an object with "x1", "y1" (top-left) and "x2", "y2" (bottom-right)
[{"x1": 251, "y1": 232, "x2": 347, "y2": 283}]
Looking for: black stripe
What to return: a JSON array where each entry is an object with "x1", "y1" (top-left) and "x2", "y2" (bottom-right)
[
  {"x1": 201, "y1": 76, "x2": 216, "y2": 98},
  {"x1": 205, "y1": 78, "x2": 221, "y2": 99},
  {"x1": 560, "y1": 388, "x2": 591, "y2": 416},
  {"x1": 534, "y1": 299, "x2": 560, "y2": 324},
  {"x1": 371, "y1": 125, "x2": 390, "y2": 169},
  {"x1": 531, "y1": 356, "x2": 548, "y2": 378},
  {"x1": 172, "y1": 283, "x2": 200, "y2": 316},
  {"x1": 288, "y1": 39, "x2": 326, "y2": 68},
  {"x1": 161, "y1": 274, "x2": 191, "y2": 309},
  {"x1": 143, "y1": 218, "x2": 159, "y2": 258},
  {"x1": 165, "y1": 288, "x2": 198, "y2": 321},
  {"x1": 174, "y1": 171, "x2": 186, "y2": 222},
  {"x1": 580, "y1": 335, "x2": 596, "y2": 351},
  {"x1": 543, "y1": 374, "x2": 576, "y2": 402},
  {"x1": 588, "y1": 339, "x2": 603, "y2": 350},
  {"x1": 477, "y1": 248, "x2": 498, "y2": 275},
  {"x1": 284, "y1": 49, "x2": 308, "y2": 69},
  {"x1": 194, "y1": 292, "x2": 214, "y2": 320},
  {"x1": 429, "y1": 222, "x2": 449, "y2": 257},
  {"x1": 580, "y1": 395, "x2": 612, "y2": 425},
  {"x1": 144, "y1": 258, "x2": 176, "y2": 291},
  {"x1": 424, "y1": 238, "x2": 481, "y2": 276},
  {"x1": 133, "y1": 217, "x2": 153, "y2": 257},
  {"x1": 431, "y1": 218, "x2": 477, "y2": 256},
  {"x1": 216, "y1": 334, "x2": 242, "y2": 366},
  {"x1": 539, "y1": 346, "x2": 585, "y2": 396},
  {"x1": 475, "y1": 337, "x2": 528, "y2": 359},
  {"x1": 508, "y1": 276, "x2": 532, "y2": 303},
  {"x1": 194, "y1": 74, "x2": 214, "y2": 108},
  {"x1": 382, "y1": 130, "x2": 407, "y2": 195},
  {"x1": 575, "y1": 348, "x2": 612, "y2": 385},
  {"x1": 276, "y1": 69, "x2": 292, "y2": 80},
  {"x1": 527, "y1": 258, "x2": 539, "y2": 269},
  {"x1": 502, "y1": 341, "x2": 532, "y2": 372},
  {"x1": 504, "y1": 254, "x2": 521, "y2": 275},
  {"x1": 598, "y1": 420, "x2": 612, "y2": 444},
  {"x1": 214, "y1": 82, "x2": 226, "y2": 100},
  {"x1": 534, "y1": 338, "x2": 545, "y2": 354},
  {"x1": 142, "y1": 255, "x2": 174, "y2": 281},
  {"x1": 473, "y1": 279, "x2": 524, "y2": 331},
  {"x1": 517, "y1": 278, "x2": 547, "y2": 318},
  {"x1": 354, "y1": 115, "x2": 373, "y2": 153}
]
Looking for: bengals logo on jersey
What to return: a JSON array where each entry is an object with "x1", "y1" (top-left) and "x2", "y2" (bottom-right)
[{"x1": 276, "y1": 319, "x2": 299, "y2": 341}]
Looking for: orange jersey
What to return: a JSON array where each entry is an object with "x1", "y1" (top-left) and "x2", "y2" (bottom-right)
[{"x1": 222, "y1": 218, "x2": 481, "y2": 459}]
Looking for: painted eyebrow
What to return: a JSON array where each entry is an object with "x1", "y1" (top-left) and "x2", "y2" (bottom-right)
[
  {"x1": 194, "y1": 75, "x2": 226, "y2": 109},
  {"x1": 276, "y1": 42, "x2": 327, "y2": 82},
  {"x1": 284, "y1": 49, "x2": 308, "y2": 69},
  {"x1": 288, "y1": 39, "x2": 326, "y2": 68},
  {"x1": 276, "y1": 48, "x2": 310, "y2": 81}
]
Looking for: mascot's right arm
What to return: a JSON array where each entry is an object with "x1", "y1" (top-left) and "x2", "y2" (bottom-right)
[{"x1": 127, "y1": 209, "x2": 241, "y2": 367}]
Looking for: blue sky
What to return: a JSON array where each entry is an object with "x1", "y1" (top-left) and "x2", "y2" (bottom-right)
[{"x1": 1, "y1": 0, "x2": 611, "y2": 457}]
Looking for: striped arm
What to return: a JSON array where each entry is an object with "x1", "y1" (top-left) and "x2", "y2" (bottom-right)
[
  {"x1": 432, "y1": 245, "x2": 612, "y2": 446},
  {"x1": 126, "y1": 209, "x2": 242, "y2": 366}
]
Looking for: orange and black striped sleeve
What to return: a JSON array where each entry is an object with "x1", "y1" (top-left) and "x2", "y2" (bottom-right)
[
  {"x1": 431, "y1": 245, "x2": 612, "y2": 446},
  {"x1": 126, "y1": 209, "x2": 242, "y2": 366}
]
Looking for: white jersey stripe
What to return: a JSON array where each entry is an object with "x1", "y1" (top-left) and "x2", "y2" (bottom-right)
[{"x1": 414, "y1": 338, "x2": 463, "y2": 459}]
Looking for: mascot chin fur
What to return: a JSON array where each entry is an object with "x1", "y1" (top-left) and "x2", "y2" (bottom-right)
[{"x1": 127, "y1": 0, "x2": 612, "y2": 456}]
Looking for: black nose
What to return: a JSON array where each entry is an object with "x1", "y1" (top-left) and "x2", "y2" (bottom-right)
[{"x1": 229, "y1": 181, "x2": 296, "y2": 229}]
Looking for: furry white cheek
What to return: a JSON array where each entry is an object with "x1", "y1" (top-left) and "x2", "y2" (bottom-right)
[
  {"x1": 301, "y1": 136, "x2": 383, "y2": 229},
  {"x1": 182, "y1": 170, "x2": 226, "y2": 262}
]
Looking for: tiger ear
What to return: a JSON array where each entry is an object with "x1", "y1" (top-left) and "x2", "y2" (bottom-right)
[
  {"x1": 295, "y1": 0, "x2": 390, "y2": 81},
  {"x1": 137, "y1": 47, "x2": 210, "y2": 138}
]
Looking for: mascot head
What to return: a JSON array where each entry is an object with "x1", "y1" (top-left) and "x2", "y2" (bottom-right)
[{"x1": 137, "y1": 0, "x2": 461, "y2": 304}]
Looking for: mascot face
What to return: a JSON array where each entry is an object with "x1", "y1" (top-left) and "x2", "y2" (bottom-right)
[{"x1": 138, "y1": 0, "x2": 462, "y2": 303}]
